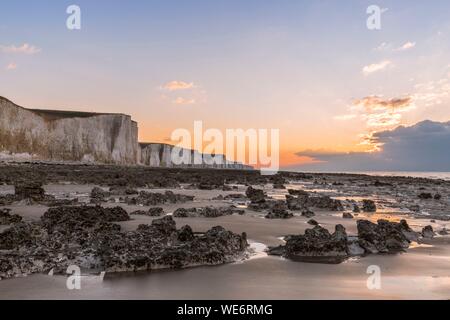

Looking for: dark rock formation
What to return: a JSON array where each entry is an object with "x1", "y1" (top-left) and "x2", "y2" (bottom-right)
[
  {"x1": 109, "y1": 186, "x2": 138, "y2": 195},
  {"x1": 362, "y1": 199, "x2": 376, "y2": 212},
  {"x1": 90, "y1": 187, "x2": 111, "y2": 202},
  {"x1": 418, "y1": 193, "x2": 433, "y2": 200},
  {"x1": 269, "y1": 225, "x2": 349, "y2": 264},
  {"x1": 131, "y1": 207, "x2": 164, "y2": 217},
  {"x1": 0, "y1": 208, "x2": 22, "y2": 225},
  {"x1": 173, "y1": 206, "x2": 242, "y2": 218},
  {"x1": 301, "y1": 209, "x2": 315, "y2": 218},
  {"x1": 357, "y1": 219, "x2": 413, "y2": 254},
  {"x1": 265, "y1": 201, "x2": 292, "y2": 219},
  {"x1": 422, "y1": 225, "x2": 434, "y2": 238},
  {"x1": 245, "y1": 186, "x2": 266, "y2": 203},
  {"x1": 126, "y1": 191, "x2": 194, "y2": 206},
  {"x1": 0, "y1": 207, "x2": 247, "y2": 279},
  {"x1": 307, "y1": 219, "x2": 319, "y2": 226},
  {"x1": 286, "y1": 193, "x2": 343, "y2": 211},
  {"x1": 343, "y1": 212, "x2": 354, "y2": 219}
]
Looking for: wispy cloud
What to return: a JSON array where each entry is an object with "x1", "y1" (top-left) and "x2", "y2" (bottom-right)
[
  {"x1": 0, "y1": 43, "x2": 41, "y2": 55},
  {"x1": 161, "y1": 80, "x2": 195, "y2": 91},
  {"x1": 334, "y1": 114, "x2": 357, "y2": 121},
  {"x1": 396, "y1": 41, "x2": 416, "y2": 51},
  {"x1": 5, "y1": 62, "x2": 17, "y2": 70},
  {"x1": 362, "y1": 60, "x2": 393, "y2": 76},
  {"x1": 374, "y1": 41, "x2": 416, "y2": 52},
  {"x1": 335, "y1": 95, "x2": 414, "y2": 128},
  {"x1": 173, "y1": 97, "x2": 196, "y2": 105}
]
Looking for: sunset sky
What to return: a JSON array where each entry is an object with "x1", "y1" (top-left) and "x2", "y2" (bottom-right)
[{"x1": 1, "y1": 0, "x2": 450, "y2": 170}]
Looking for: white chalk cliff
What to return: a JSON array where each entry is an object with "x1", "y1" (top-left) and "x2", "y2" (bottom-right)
[{"x1": 0, "y1": 96, "x2": 251, "y2": 169}]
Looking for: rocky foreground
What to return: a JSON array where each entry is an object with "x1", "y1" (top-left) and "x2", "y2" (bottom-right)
[
  {"x1": 0, "y1": 164, "x2": 449, "y2": 280},
  {"x1": 0, "y1": 203, "x2": 247, "y2": 280}
]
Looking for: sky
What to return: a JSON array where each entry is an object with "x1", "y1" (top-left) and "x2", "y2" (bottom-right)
[{"x1": 1, "y1": 0, "x2": 450, "y2": 171}]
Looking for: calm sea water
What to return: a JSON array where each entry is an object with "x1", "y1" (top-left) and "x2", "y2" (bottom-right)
[{"x1": 347, "y1": 172, "x2": 450, "y2": 181}]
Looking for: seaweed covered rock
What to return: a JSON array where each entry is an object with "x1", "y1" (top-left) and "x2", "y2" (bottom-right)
[
  {"x1": 0, "y1": 208, "x2": 22, "y2": 225},
  {"x1": 265, "y1": 201, "x2": 292, "y2": 219},
  {"x1": 0, "y1": 207, "x2": 248, "y2": 279},
  {"x1": 269, "y1": 225, "x2": 349, "y2": 264},
  {"x1": 357, "y1": 219, "x2": 413, "y2": 254},
  {"x1": 126, "y1": 191, "x2": 194, "y2": 206},
  {"x1": 362, "y1": 199, "x2": 376, "y2": 212},
  {"x1": 286, "y1": 193, "x2": 343, "y2": 211}
]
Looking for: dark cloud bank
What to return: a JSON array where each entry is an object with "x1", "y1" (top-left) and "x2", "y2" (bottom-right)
[{"x1": 290, "y1": 120, "x2": 450, "y2": 172}]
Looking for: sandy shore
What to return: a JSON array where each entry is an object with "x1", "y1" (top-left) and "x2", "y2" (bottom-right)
[{"x1": 1, "y1": 181, "x2": 449, "y2": 299}]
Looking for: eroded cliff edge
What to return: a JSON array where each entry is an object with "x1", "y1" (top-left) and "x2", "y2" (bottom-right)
[
  {"x1": 0, "y1": 96, "x2": 252, "y2": 169},
  {"x1": 0, "y1": 96, "x2": 139, "y2": 164}
]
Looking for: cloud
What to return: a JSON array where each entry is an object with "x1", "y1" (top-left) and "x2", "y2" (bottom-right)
[
  {"x1": 353, "y1": 96, "x2": 413, "y2": 112},
  {"x1": 162, "y1": 80, "x2": 194, "y2": 91},
  {"x1": 292, "y1": 120, "x2": 450, "y2": 171},
  {"x1": 335, "y1": 95, "x2": 414, "y2": 128},
  {"x1": 373, "y1": 42, "x2": 391, "y2": 52},
  {"x1": 0, "y1": 43, "x2": 41, "y2": 55},
  {"x1": 5, "y1": 62, "x2": 17, "y2": 70},
  {"x1": 362, "y1": 60, "x2": 393, "y2": 76},
  {"x1": 334, "y1": 114, "x2": 357, "y2": 121},
  {"x1": 396, "y1": 41, "x2": 416, "y2": 51},
  {"x1": 412, "y1": 78, "x2": 450, "y2": 107},
  {"x1": 173, "y1": 97, "x2": 196, "y2": 105}
]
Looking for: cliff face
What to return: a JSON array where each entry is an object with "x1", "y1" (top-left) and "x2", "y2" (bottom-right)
[
  {"x1": 0, "y1": 96, "x2": 252, "y2": 169},
  {"x1": 140, "y1": 143, "x2": 252, "y2": 170},
  {"x1": 0, "y1": 97, "x2": 139, "y2": 164}
]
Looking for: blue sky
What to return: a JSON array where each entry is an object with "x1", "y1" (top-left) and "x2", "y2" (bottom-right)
[{"x1": 1, "y1": 1, "x2": 450, "y2": 169}]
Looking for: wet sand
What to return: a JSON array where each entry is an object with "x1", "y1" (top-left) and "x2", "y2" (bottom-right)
[{"x1": 1, "y1": 184, "x2": 449, "y2": 299}]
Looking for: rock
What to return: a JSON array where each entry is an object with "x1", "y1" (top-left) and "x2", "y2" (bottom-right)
[
  {"x1": 353, "y1": 205, "x2": 361, "y2": 213},
  {"x1": 301, "y1": 209, "x2": 315, "y2": 218},
  {"x1": 343, "y1": 212, "x2": 354, "y2": 219},
  {"x1": 109, "y1": 186, "x2": 138, "y2": 195},
  {"x1": 148, "y1": 207, "x2": 164, "y2": 216},
  {"x1": 286, "y1": 194, "x2": 343, "y2": 211},
  {"x1": 245, "y1": 186, "x2": 266, "y2": 203},
  {"x1": 223, "y1": 194, "x2": 246, "y2": 200},
  {"x1": 418, "y1": 193, "x2": 433, "y2": 200},
  {"x1": 273, "y1": 183, "x2": 286, "y2": 189},
  {"x1": 374, "y1": 180, "x2": 393, "y2": 187},
  {"x1": 399, "y1": 219, "x2": 420, "y2": 242},
  {"x1": 90, "y1": 187, "x2": 110, "y2": 202},
  {"x1": 422, "y1": 225, "x2": 434, "y2": 239},
  {"x1": 357, "y1": 219, "x2": 411, "y2": 254},
  {"x1": 347, "y1": 236, "x2": 365, "y2": 256},
  {"x1": 265, "y1": 201, "x2": 293, "y2": 219},
  {"x1": 307, "y1": 219, "x2": 319, "y2": 226},
  {"x1": 362, "y1": 199, "x2": 376, "y2": 212},
  {"x1": 434, "y1": 194, "x2": 442, "y2": 200},
  {"x1": 285, "y1": 194, "x2": 308, "y2": 210},
  {"x1": 0, "y1": 208, "x2": 22, "y2": 225},
  {"x1": 178, "y1": 225, "x2": 194, "y2": 242},
  {"x1": 438, "y1": 228, "x2": 449, "y2": 236},
  {"x1": 14, "y1": 181, "x2": 47, "y2": 202},
  {"x1": 173, "y1": 208, "x2": 198, "y2": 218},
  {"x1": 287, "y1": 189, "x2": 309, "y2": 196},
  {"x1": 126, "y1": 191, "x2": 194, "y2": 206},
  {"x1": 271, "y1": 225, "x2": 349, "y2": 264},
  {"x1": 131, "y1": 207, "x2": 164, "y2": 217}
]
